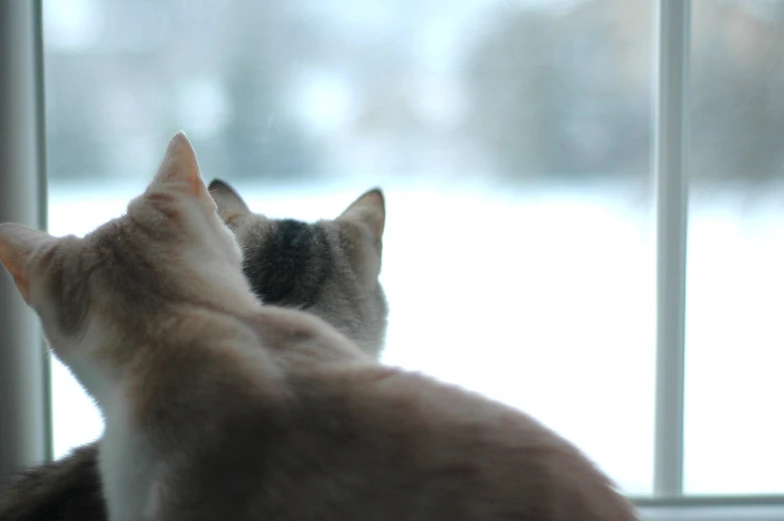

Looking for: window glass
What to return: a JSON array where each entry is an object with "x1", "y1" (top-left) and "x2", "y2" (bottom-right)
[
  {"x1": 685, "y1": 0, "x2": 784, "y2": 495},
  {"x1": 44, "y1": 0, "x2": 654, "y2": 494}
]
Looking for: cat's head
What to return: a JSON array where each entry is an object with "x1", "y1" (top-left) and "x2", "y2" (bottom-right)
[
  {"x1": 0, "y1": 133, "x2": 258, "y2": 370},
  {"x1": 209, "y1": 180, "x2": 388, "y2": 359}
]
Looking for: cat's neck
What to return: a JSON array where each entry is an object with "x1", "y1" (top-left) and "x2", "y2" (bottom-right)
[
  {"x1": 57, "y1": 293, "x2": 258, "y2": 408},
  {"x1": 62, "y1": 293, "x2": 363, "y2": 421},
  {"x1": 184, "y1": 260, "x2": 263, "y2": 317}
]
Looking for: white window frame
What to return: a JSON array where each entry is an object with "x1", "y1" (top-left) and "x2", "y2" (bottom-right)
[
  {"x1": 0, "y1": 0, "x2": 782, "y2": 519},
  {"x1": 0, "y1": 0, "x2": 51, "y2": 488},
  {"x1": 653, "y1": 0, "x2": 689, "y2": 499}
]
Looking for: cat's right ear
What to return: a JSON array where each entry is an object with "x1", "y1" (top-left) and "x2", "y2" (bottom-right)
[
  {"x1": 337, "y1": 188, "x2": 385, "y2": 246},
  {"x1": 209, "y1": 179, "x2": 252, "y2": 218},
  {"x1": 0, "y1": 223, "x2": 56, "y2": 304}
]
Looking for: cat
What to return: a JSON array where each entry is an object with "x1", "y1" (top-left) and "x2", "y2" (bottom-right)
[
  {"x1": 0, "y1": 177, "x2": 388, "y2": 521},
  {"x1": 0, "y1": 132, "x2": 640, "y2": 521},
  {"x1": 209, "y1": 179, "x2": 387, "y2": 359}
]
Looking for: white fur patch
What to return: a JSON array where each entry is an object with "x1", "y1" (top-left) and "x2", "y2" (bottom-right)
[
  {"x1": 54, "y1": 320, "x2": 115, "y2": 411},
  {"x1": 54, "y1": 320, "x2": 161, "y2": 521},
  {"x1": 99, "y1": 384, "x2": 160, "y2": 521}
]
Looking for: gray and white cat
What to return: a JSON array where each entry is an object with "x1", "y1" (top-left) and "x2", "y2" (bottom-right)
[
  {"x1": 0, "y1": 132, "x2": 640, "y2": 521},
  {"x1": 210, "y1": 179, "x2": 387, "y2": 359},
  {"x1": 0, "y1": 177, "x2": 387, "y2": 521}
]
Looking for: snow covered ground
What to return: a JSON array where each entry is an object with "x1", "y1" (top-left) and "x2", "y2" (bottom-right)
[{"x1": 47, "y1": 180, "x2": 784, "y2": 496}]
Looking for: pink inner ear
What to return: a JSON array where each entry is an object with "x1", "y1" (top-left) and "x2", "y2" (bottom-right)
[
  {"x1": 188, "y1": 174, "x2": 209, "y2": 198},
  {"x1": 0, "y1": 224, "x2": 55, "y2": 305},
  {"x1": 154, "y1": 165, "x2": 210, "y2": 201},
  {"x1": 11, "y1": 270, "x2": 30, "y2": 303},
  {"x1": 0, "y1": 247, "x2": 30, "y2": 303},
  {"x1": 154, "y1": 132, "x2": 207, "y2": 194}
]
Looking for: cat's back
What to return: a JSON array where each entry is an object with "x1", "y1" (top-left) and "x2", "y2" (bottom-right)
[
  {"x1": 252, "y1": 361, "x2": 640, "y2": 521},
  {"x1": 157, "y1": 308, "x2": 638, "y2": 520},
  {"x1": 182, "y1": 356, "x2": 637, "y2": 521}
]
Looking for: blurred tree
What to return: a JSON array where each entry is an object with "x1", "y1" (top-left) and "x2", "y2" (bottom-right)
[
  {"x1": 691, "y1": 0, "x2": 784, "y2": 188},
  {"x1": 44, "y1": 0, "x2": 321, "y2": 183},
  {"x1": 47, "y1": 0, "x2": 784, "y2": 188},
  {"x1": 461, "y1": 1, "x2": 651, "y2": 185},
  {"x1": 220, "y1": 64, "x2": 320, "y2": 181},
  {"x1": 462, "y1": 7, "x2": 570, "y2": 181}
]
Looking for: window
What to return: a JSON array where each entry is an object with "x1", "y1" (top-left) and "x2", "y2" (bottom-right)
[
  {"x1": 3, "y1": 0, "x2": 775, "y2": 518},
  {"x1": 44, "y1": 0, "x2": 656, "y2": 495}
]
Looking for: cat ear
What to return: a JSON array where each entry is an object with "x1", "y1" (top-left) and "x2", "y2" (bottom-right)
[
  {"x1": 209, "y1": 179, "x2": 251, "y2": 216},
  {"x1": 152, "y1": 131, "x2": 210, "y2": 201},
  {"x1": 337, "y1": 188, "x2": 385, "y2": 240},
  {"x1": 0, "y1": 223, "x2": 56, "y2": 303}
]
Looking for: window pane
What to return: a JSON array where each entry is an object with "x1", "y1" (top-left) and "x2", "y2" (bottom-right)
[
  {"x1": 685, "y1": 0, "x2": 784, "y2": 495},
  {"x1": 44, "y1": 0, "x2": 655, "y2": 494}
]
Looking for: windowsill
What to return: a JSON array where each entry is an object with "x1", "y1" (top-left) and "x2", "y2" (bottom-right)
[
  {"x1": 634, "y1": 495, "x2": 784, "y2": 521},
  {"x1": 639, "y1": 505, "x2": 784, "y2": 520}
]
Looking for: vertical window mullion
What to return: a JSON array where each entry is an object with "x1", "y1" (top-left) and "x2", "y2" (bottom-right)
[
  {"x1": 0, "y1": 0, "x2": 50, "y2": 486},
  {"x1": 653, "y1": 0, "x2": 691, "y2": 498}
]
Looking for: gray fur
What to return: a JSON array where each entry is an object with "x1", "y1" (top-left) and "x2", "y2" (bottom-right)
[{"x1": 209, "y1": 179, "x2": 388, "y2": 359}]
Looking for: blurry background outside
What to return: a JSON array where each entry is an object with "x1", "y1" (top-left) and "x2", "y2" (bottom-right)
[{"x1": 44, "y1": 0, "x2": 784, "y2": 496}]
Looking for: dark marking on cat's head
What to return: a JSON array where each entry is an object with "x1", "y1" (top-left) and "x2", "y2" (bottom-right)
[{"x1": 244, "y1": 219, "x2": 333, "y2": 309}]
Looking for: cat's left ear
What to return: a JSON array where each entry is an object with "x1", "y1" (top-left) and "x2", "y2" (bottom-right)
[
  {"x1": 337, "y1": 188, "x2": 385, "y2": 243},
  {"x1": 209, "y1": 179, "x2": 252, "y2": 218},
  {"x1": 0, "y1": 223, "x2": 56, "y2": 303},
  {"x1": 151, "y1": 131, "x2": 211, "y2": 203}
]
